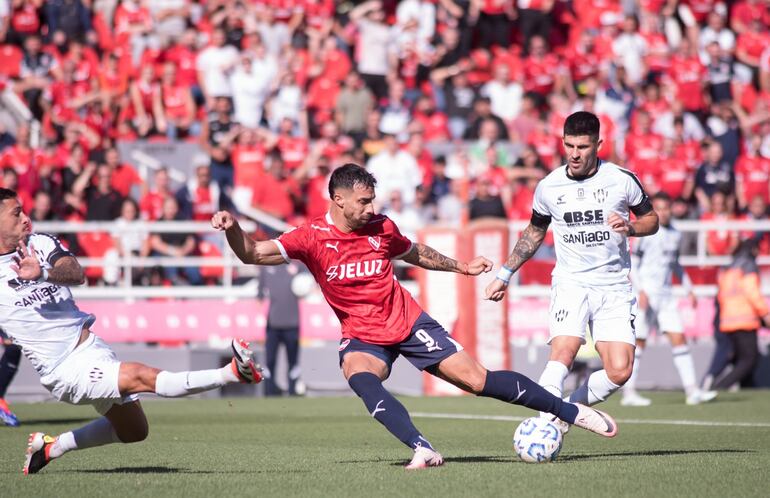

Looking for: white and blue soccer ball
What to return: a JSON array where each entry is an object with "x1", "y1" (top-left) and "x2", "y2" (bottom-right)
[{"x1": 513, "y1": 417, "x2": 563, "y2": 463}]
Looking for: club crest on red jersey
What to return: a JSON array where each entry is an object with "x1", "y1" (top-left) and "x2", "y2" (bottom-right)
[{"x1": 368, "y1": 236, "x2": 381, "y2": 251}]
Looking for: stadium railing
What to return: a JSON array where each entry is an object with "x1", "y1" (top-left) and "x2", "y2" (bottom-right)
[{"x1": 33, "y1": 218, "x2": 770, "y2": 300}]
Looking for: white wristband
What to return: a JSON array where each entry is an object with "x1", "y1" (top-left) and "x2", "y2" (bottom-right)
[
  {"x1": 38, "y1": 267, "x2": 49, "y2": 282},
  {"x1": 496, "y1": 266, "x2": 514, "y2": 284}
]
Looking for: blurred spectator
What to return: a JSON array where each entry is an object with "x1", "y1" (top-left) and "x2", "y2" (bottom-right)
[
  {"x1": 694, "y1": 141, "x2": 735, "y2": 212},
  {"x1": 701, "y1": 190, "x2": 739, "y2": 256},
  {"x1": 140, "y1": 167, "x2": 173, "y2": 221},
  {"x1": 113, "y1": 0, "x2": 155, "y2": 65},
  {"x1": 735, "y1": 133, "x2": 770, "y2": 210},
  {"x1": 463, "y1": 96, "x2": 508, "y2": 140},
  {"x1": 411, "y1": 95, "x2": 450, "y2": 142},
  {"x1": 73, "y1": 163, "x2": 124, "y2": 221},
  {"x1": 200, "y1": 97, "x2": 240, "y2": 188},
  {"x1": 129, "y1": 64, "x2": 159, "y2": 138},
  {"x1": 350, "y1": 0, "x2": 395, "y2": 101},
  {"x1": 711, "y1": 240, "x2": 769, "y2": 389},
  {"x1": 111, "y1": 197, "x2": 150, "y2": 283},
  {"x1": 378, "y1": 78, "x2": 410, "y2": 138},
  {"x1": 704, "y1": 41, "x2": 733, "y2": 104},
  {"x1": 176, "y1": 164, "x2": 223, "y2": 222},
  {"x1": 147, "y1": 0, "x2": 189, "y2": 46},
  {"x1": 195, "y1": 27, "x2": 239, "y2": 104},
  {"x1": 27, "y1": 188, "x2": 54, "y2": 222},
  {"x1": 468, "y1": 175, "x2": 506, "y2": 220},
  {"x1": 154, "y1": 61, "x2": 197, "y2": 139},
  {"x1": 382, "y1": 189, "x2": 424, "y2": 241},
  {"x1": 706, "y1": 102, "x2": 741, "y2": 167},
  {"x1": 335, "y1": 71, "x2": 374, "y2": 144},
  {"x1": 476, "y1": 0, "x2": 515, "y2": 49},
  {"x1": 740, "y1": 195, "x2": 770, "y2": 254},
  {"x1": 250, "y1": 152, "x2": 300, "y2": 221},
  {"x1": 2, "y1": 168, "x2": 32, "y2": 209},
  {"x1": 735, "y1": 18, "x2": 770, "y2": 82},
  {"x1": 0, "y1": 123, "x2": 40, "y2": 195},
  {"x1": 699, "y1": 9, "x2": 735, "y2": 62},
  {"x1": 481, "y1": 63, "x2": 523, "y2": 124},
  {"x1": 149, "y1": 196, "x2": 202, "y2": 285},
  {"x1": 442, "y1": 70, "x2": 479, "y2": 140},
  {"x1": 612, "y1": 15, "x2": 648, "y2": 87},
  {"x1": 517, "y1": 0, "x2": 553, "y2": 52},
  {"x1": 45, "y1": 0, "x2": 94, "y2": 44},
  {"x1": 436, "y1": 178, "x2": 464, "y2": 226},
  {"x1": 104, "y1": 147, "x2": 142, "y2": 199},
  {"x1": 366, "y1": 133, "x2": 421, "y2": 206},
  {"x1": 16, "y1": 35, "x2": 58, "y2": 121}
]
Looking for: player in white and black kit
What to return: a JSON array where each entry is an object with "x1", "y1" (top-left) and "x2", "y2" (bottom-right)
[
  {"x1": 623, "y1": 192, "x2": 718, "y2": 406},
  {"x1": 0, "y1": 188, "x2": 262, "y2": 475},
  {"x1": 486, "y1": 112, "x2": 660, "y2": 425}
]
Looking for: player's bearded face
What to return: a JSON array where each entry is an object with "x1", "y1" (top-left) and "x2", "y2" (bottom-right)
[
  {"x1": 563, "y1": 135, "x2": 602, "y2": 178},
  {"x1": 342, "y1": 185, "x2": 376, "y2": 229},
  {"x1": 0, "y1": 198, "x2": 32, "y2": 249}
]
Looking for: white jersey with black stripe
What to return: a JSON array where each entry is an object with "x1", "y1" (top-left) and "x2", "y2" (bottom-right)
[
  {"x1": 632, "y1": 224, "x2": 685, "y2": 296},
  {"x1": 532, "y1": 161, "x2": 651, "y2": 290},
  {"x1": 0, "y1": 233, "x2": 94, "y2": 377}
]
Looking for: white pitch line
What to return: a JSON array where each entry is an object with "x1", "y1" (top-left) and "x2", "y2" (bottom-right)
[{"x1": 411, "y1": 412, "x2": 770, "y2": 428}]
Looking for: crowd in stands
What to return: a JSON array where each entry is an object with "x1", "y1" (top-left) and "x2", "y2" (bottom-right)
[{"x1": 0, "y1": 0, "x2": 769, "y2": 286}]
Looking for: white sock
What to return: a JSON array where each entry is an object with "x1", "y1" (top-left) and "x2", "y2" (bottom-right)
[
  {"x1": 568, "y1": 370, "x2": 620, "y2": 405},
  {"x1": 50, "y1": 417, "x2": 120, "y2": 458},
  {"x1": 624, "y1": 349, "x2": 643, "y2": 395},
  {"x1": 672, "y1": 345, "x2": 697, "y2": 395},
  {"x1": 155, "y1": 366, "x2": 236, "y2": 398},
  {"x1": 538, "y1": 361, "x2": 569, "y2": 417}
]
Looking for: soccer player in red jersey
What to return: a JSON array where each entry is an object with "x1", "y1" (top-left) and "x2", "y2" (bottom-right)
[{"x1": 213, "y1": 164, "x2": 619, "y2": 469}]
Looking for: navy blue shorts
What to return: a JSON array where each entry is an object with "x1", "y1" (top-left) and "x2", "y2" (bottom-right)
[{"x1": 338, "y1": 312, "x2": 463, "y2": 372}]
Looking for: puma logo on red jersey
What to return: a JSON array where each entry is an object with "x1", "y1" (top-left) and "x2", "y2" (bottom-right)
[{"x1": 326, "y1": 260, "x2": 384, "y2": 281}]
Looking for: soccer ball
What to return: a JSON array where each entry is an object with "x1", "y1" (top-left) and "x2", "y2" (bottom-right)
[{"x1": 513, "y1": 417, "x2": 563, "y2": 463}]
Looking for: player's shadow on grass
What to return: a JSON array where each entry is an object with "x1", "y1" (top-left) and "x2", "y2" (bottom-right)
[
  {"x1": 75, "y1": 466, "x2": 207, "y2": 474},
  {"x1": 21, "y1": 417, "x2": 95, "y2": 425},
  {"x1": 339, "y1": 456, "x2": 513, "y2": 466},
  {"x1": 560, "y1": 448, "x2": 752, "y2": 462}
]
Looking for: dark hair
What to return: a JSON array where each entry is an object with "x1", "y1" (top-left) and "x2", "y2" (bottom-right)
[
  {"x1": 0, "y1": 188, "x2": 17, "y2": 201},
  {"x1": 328, "y1": 163, "x2": 377, "y2": 198},
  {"x1": 563, "y1": 111, "x2": 600, "y2": 139},
  {"x1": 652, "y1": 192, "x2": 672, "y2": 203}
]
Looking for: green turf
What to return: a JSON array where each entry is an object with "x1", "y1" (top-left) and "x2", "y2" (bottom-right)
[{"x1": 2, "y1": 392, "x2": 770, "y2": 497}]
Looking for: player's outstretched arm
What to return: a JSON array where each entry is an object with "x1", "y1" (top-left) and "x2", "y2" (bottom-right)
[
  {"x1": 10, "y1": 240, "x2": 85, "y2": 286},
  {"x1": 211, "y1": 211, "x2": 287, "y2": 265},
  {"x1": 399, "y1": 243, "x2": 492, "y2": 275},
  {"x1": 484, "y1": 223, "x2": 547, "y2": 301}
]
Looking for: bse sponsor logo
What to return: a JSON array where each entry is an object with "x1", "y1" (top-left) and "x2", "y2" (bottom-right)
[
  {"x1": 563, "y1": 209, "x2": 604, "y2": 225},
  {"x1": 326, "y1": 259, "x2": 384, "y2": 281},
  {"x1": 563, "y1": 230, "x2": 611, "y2": 246}
]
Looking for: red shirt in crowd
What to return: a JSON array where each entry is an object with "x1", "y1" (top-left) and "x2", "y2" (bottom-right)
[
  {"x1": 277, "y1": 135, "x2": 309, "y2": 171},
  {"x1": 110, "y1": 164, "x2": 142, "y2": 198},
  {"x1": 735, "y1": 153, "x2": 770, "y2": 204},
  {"x1": 666, "y1": 54, "x2": 707, "y2": 112},
  {"x1": 275, "y1": 213, "x2": 423, "y2": 345},
  {"x1": 232, "y1": 143, "x2": 268, "y2": 189},
  {"x1": 139, "y1": 190, "x2": 168, "y2": 220}
]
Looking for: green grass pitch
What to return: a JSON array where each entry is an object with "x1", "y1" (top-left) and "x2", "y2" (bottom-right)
[{"x1": 2, "y1": 392, "x2": 770, "y2": 497}]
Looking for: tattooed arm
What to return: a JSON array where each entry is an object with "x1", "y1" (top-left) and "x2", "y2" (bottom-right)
[
  {"x1": 47, "y1": 256, "x2": 87, "y2": 286},
  {"x1": 399, "y1": 243, "x2": 493, "y2": 276},
  {"x1": 484, "y1": 223, "x2": 548, "y2": 302},
  {"x1": 502, "y1": 223, "x2": 548, "y2": 273}
]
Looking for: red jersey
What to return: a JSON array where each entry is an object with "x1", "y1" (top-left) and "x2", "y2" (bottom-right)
[
  {"x1": 275, "y1": 213, "x2": 423, "y2": 344},
  {"x1": 232, "y1": 144, "x2": 267, "y2": 189},
  {"x1": 735, "y1": 154, "x2": 770, "y2": 203},
  {"x1": 140, "y1": 191, "x2": 167, "y2": 220},
  {"x1": 667, "y1": 55, "x2": 707, "y2": 111}
]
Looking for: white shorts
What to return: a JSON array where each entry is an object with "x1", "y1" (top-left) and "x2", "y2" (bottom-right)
[
  {"x1": 549, "y1": 283, "x2": 637, "y2": 346},
  {"x1": 634, "y1": 292, "x2": 683, "y2": 340},
  {"x1": 40, "y1": 334, "x2": 138, "y2": 415}
]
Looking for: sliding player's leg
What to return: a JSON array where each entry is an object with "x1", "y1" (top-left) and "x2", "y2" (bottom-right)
[{"x1": 24, "y1": 337, "x2": 261, "y2": 474}]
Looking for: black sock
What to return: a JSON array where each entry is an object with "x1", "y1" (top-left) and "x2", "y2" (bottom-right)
[
  {"x1": 0, "y1": 344, "x2": 21, "y2": 398},
  {"x1": 479, "y1": 370, "x2": 579, "y2": 423},
  {"x1": 348, "y1": 372, "x2": 433, "y2": 450}
]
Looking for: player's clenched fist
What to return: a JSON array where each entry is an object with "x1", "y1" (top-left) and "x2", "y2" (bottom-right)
[
  {"x1": 211, "y1": 211, "x2": 235, "y2": 231},
  {"x1": 466, "y1": 256, "x2": 494, "y2": 276}
]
